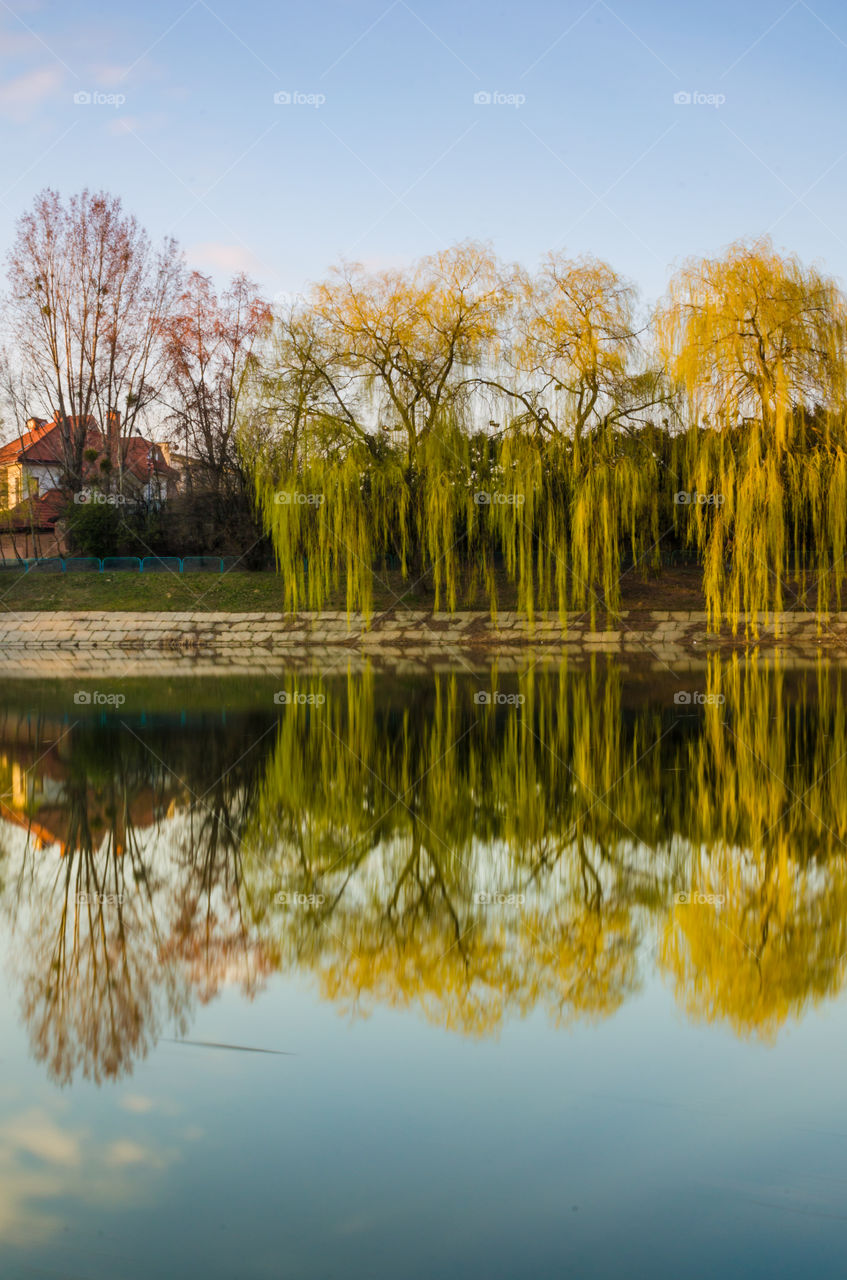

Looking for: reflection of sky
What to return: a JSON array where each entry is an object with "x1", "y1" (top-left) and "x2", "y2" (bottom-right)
[{"x1": 0, "y1": 958, "x2": 846, "y2": 1279}]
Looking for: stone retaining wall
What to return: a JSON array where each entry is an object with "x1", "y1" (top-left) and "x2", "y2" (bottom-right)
[{"x1": 1, "y1": 609, "x2": 846, "y2": 664}]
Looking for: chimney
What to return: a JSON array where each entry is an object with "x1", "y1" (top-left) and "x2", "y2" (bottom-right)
[
  {"x1": 159, "y1": 441, "x2": 172, "y2": 467},
  {"x1": 107, "y1": 410, "x2": 121, "y2": 486}
]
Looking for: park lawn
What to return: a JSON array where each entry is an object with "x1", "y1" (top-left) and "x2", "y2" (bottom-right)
[
  {"x1": 0, "y1": 565, "x2": 713, "y2": 613},
  {"x1": 0, "y1": 568, "x2": 463, "y2": 613}
]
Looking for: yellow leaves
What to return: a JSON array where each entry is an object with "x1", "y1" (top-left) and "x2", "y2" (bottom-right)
[
  {"x1": 239, "y1": 660, "x2": 847, "y2": 1041},
  {"x1": 660, "y1": 837, "x2": 847, "y2": 1042},
  {"x1": 658, "y1": 235, "x2": 847, "y2": 438},
  {"x1": 662, "y1": 236, "x2": 847, "y2": 625},
  {"x1": 311, "y1": 240, "x2": 508, "y2": 433},
  {"x1": 248, "y1": 236, "x2": 847, "y2": 629}
]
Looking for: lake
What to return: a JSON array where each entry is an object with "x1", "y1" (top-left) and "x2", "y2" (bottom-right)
[{"x1": 0, "y1": 657, "x2": 846, "y2": 1278}]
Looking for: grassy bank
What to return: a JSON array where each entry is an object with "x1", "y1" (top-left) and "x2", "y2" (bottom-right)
[{"x1": 0, "y1": 567, "x2": 718, "y2": 613}]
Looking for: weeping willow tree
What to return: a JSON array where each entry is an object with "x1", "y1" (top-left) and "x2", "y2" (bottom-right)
[
  {"x1": 242, "y1": 243, "x2": 669, "y2": 621},
  {"x1": 245, "y1": 236, "x2": 847, "y2": 627},
  {"x1": 657, "y1": 237, "x2": 847, "y2": 632}
]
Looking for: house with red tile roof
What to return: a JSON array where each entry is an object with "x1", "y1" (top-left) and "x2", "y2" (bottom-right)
[{"x1": 0, "y1": 411, "x2": 179, "y2": 559}]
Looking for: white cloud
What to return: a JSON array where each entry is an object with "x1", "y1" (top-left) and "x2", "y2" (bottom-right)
[
  {"x1": 118, "y1": 1092, "x2": 179, "y2": 1116},
  {"x1": 0, "y1": 1104, "x2": 182, "y2": 1246},
  {"x1": 187, "y1": 241, "x2": 263, "y2": 274},
  {"x1": 0, "y1": 65, "x2": 63, "y2": 120},
  {"x1": 3, "y1": 1109, "x2": 83, "y2": 1167},
  {"x1": 105, "y1": 1139, "x2": 172, "y2": 1168},
  {"x1": 90, "y1": 63, "x2": 130, "y2": 88},
  {"x1": 119, "y1": 1094, "x2": 156, "y2": 1114}
]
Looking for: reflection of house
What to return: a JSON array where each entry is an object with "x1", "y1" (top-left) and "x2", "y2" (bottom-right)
[
  {"x1": 0, "y1": 723, "x2": 186, "y2": 857},
  {"x1": 0, "y1": 411, "x2": 180, "y2": 558}
]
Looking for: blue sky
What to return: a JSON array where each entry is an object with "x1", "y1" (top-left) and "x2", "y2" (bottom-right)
[{"x1": 1, "y1": 0, "x2": 846, "y2": 307}]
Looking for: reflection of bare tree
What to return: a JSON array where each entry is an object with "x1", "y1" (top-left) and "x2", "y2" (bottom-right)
[
  {"x1": 163, "y1": 721, "x2": 278, "y2": 1003},
  {"x1": 0, "y1": 714, "x2": 276, "y2": 1084},
  {"x1": 4, "y1": 730, "x2": 188, "y2": 1084},
  {"x1": 10, "y1": 829, "x2": 186, "y2": 1086}
]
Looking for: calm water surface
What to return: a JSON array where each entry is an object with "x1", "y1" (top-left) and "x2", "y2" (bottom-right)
[{"x1": 1, "y1": 659, "x2": 846, "y2": 1278}]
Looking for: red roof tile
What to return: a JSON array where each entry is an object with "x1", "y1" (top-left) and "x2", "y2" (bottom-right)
[
  {"x1": 0, "y1": 416, "x2": 178, "y2": 487},
  {"x1": 1, "y1": 489, "x2": 68, "y2": 531},
  {"x1": 0, "y1": 419, "x2": 52, "y2": 468}
]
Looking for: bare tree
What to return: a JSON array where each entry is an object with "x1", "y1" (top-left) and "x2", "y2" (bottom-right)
[
  {"x1": 161, "y1": 270, "x2": 270, "y2": 496},
  {"x1": 6, "y1": 188, "x2": 183, "y2": 492}
]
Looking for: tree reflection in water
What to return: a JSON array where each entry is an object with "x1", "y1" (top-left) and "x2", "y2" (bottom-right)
[
  {"x1": 0, "y1": 657, "x2": 845, "y2": 1082},
  {"x1": 0, "y1": 712, "x2": 277, "y2": 1083}
]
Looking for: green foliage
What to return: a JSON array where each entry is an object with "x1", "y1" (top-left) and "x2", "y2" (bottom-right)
[
  {"x1": 243, "y1": 237, "x2": 847, "y2": 629},
  {"x1": 64, "y1": 499, "x2": 124, "y2": 558}
]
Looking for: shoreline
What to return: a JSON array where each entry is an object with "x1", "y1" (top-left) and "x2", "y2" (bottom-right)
[{"x1": 0, "y1": 609, "x2": 846, "y2": 675}]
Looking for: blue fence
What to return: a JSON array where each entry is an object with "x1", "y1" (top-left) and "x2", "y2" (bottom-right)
[{"x1": 0, "y1": 556, "x2": 242, "y2": 574}]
